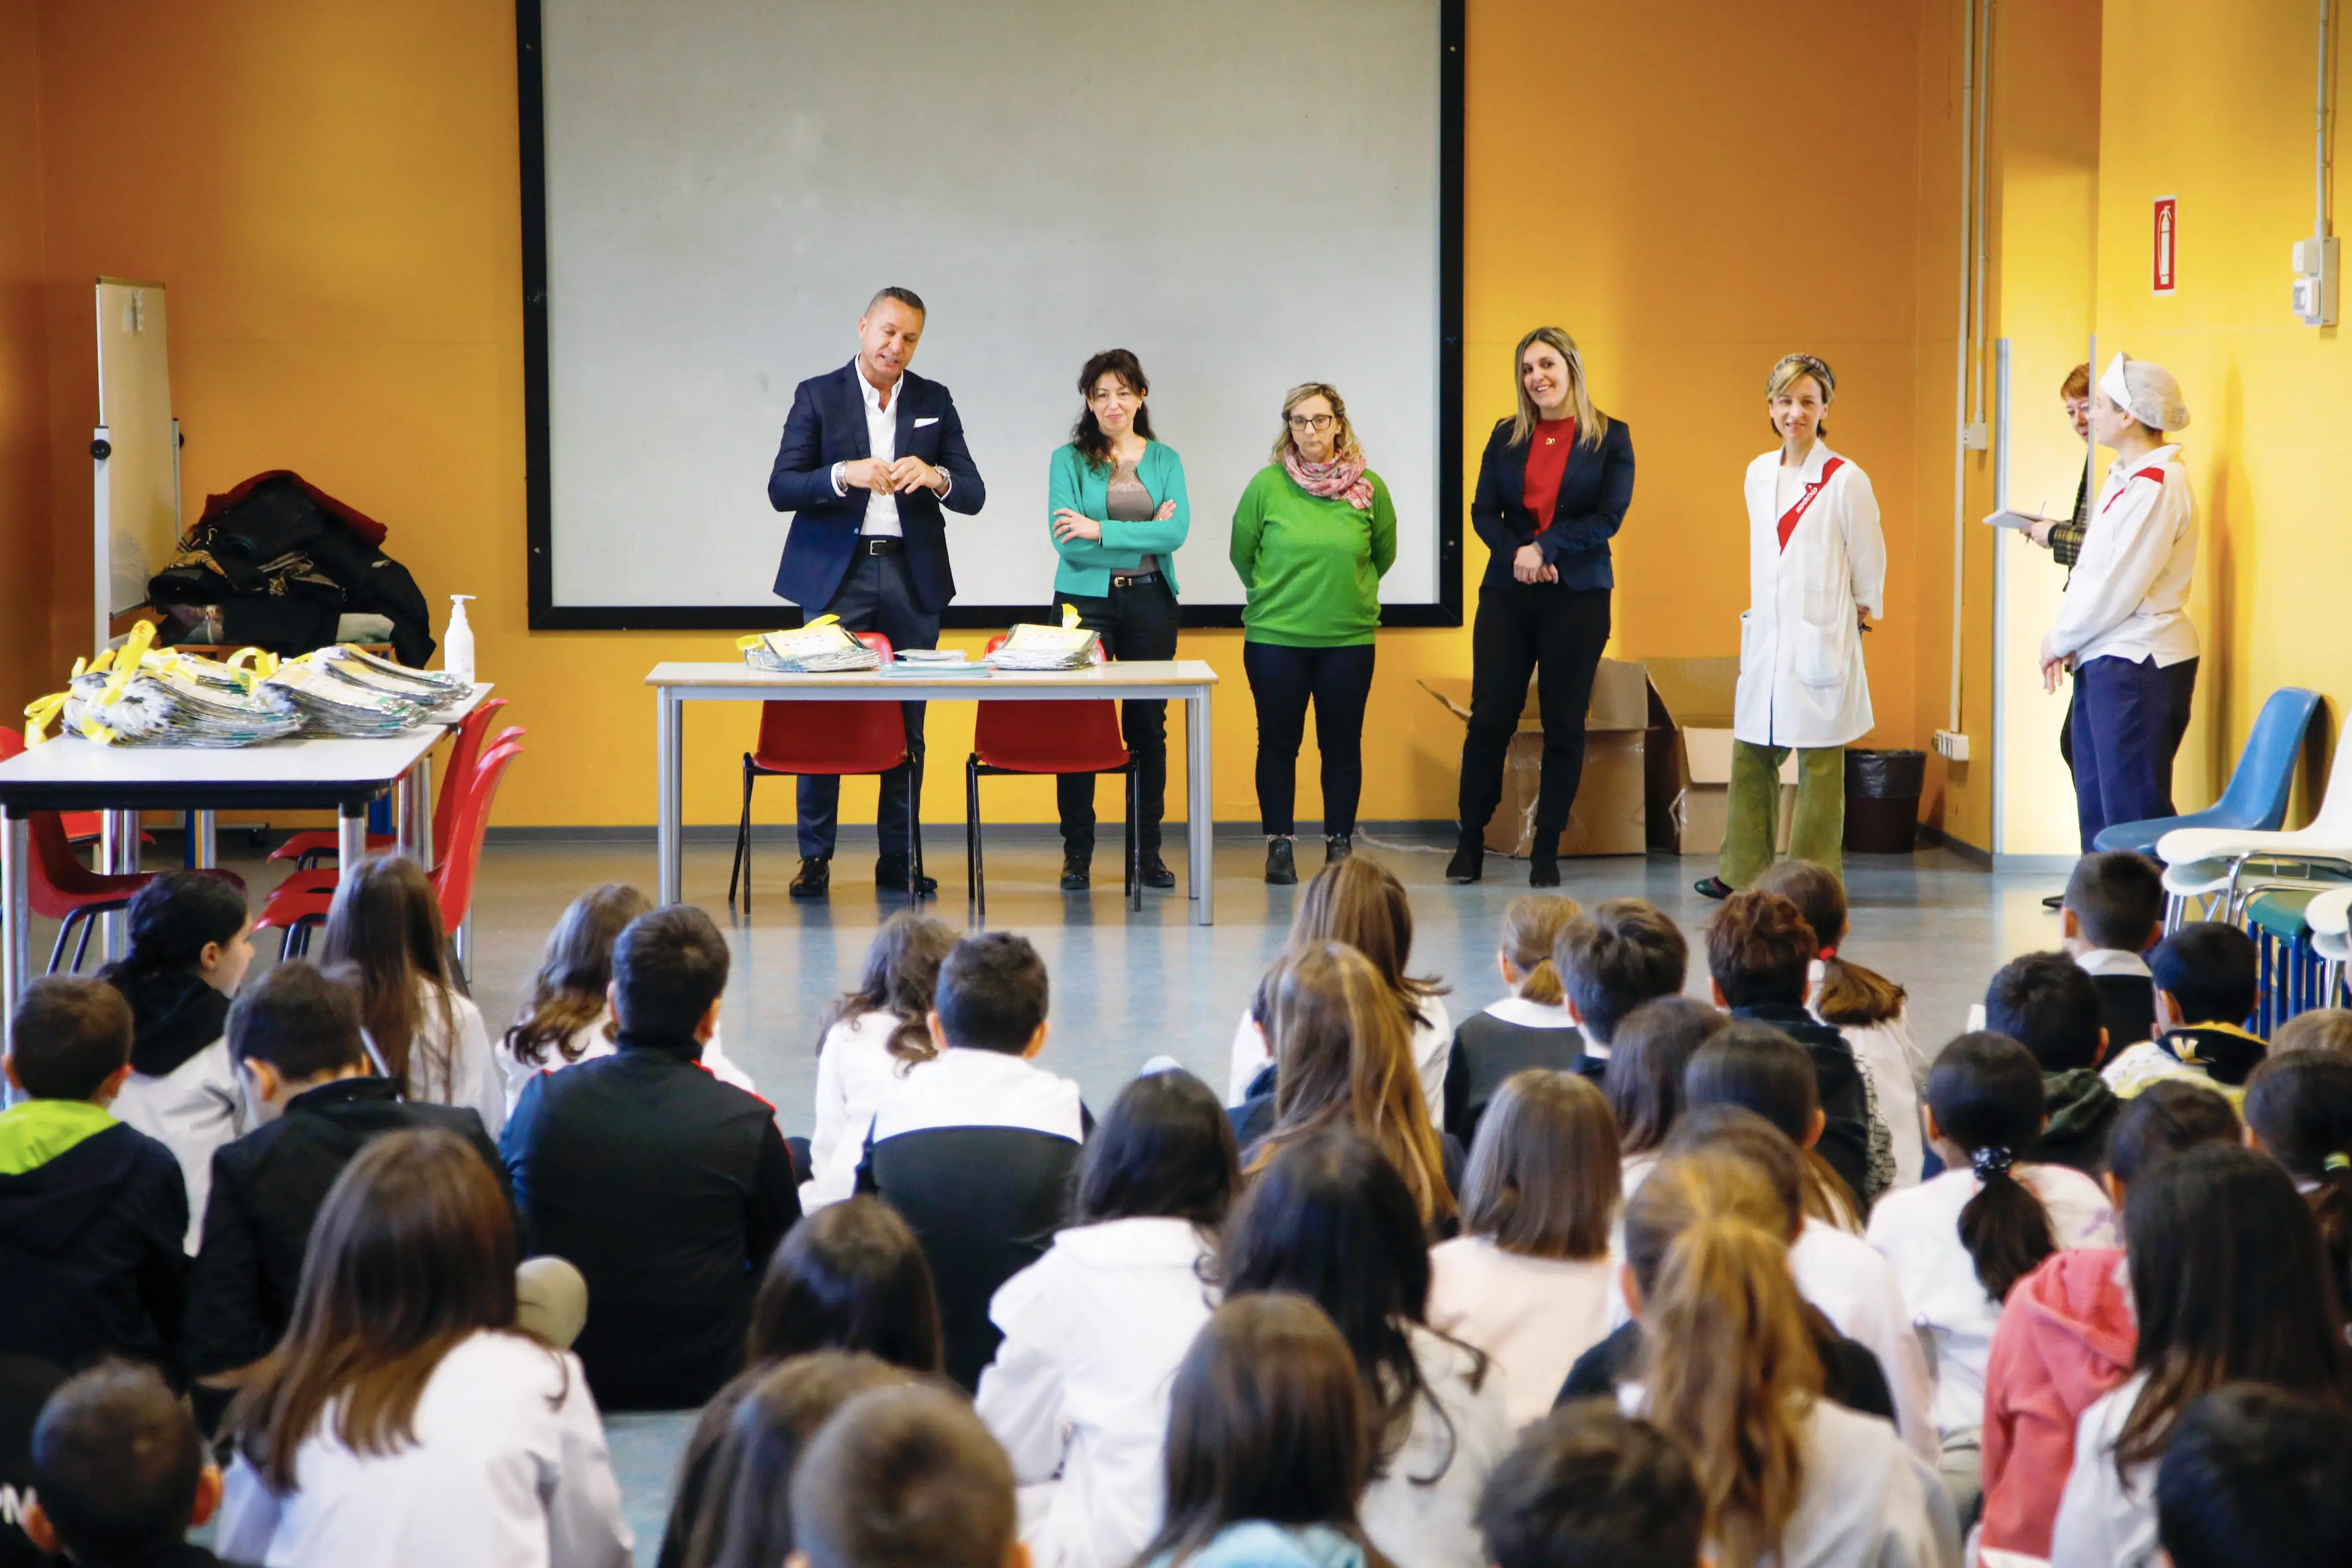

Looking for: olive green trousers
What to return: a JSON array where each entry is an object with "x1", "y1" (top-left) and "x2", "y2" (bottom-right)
[{"x1": 1718, "y1": 741, "x2": 1845, "y2": 888}]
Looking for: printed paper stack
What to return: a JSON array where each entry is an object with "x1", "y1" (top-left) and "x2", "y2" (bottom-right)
[
  {"x1": 739, "y1": 623, "x2": 884, "y2": 673},
  {"x1": 984, "y1": 622, "x2": 1102, "y2": 670}
]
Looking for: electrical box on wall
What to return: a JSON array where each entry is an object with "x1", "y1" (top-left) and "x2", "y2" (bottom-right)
[{"x1": 2292, "y1": 235, "x2": 2338, "y2": 327}]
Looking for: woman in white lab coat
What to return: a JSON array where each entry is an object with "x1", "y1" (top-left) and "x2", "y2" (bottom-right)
[
  {"x1": 1698, "y1": 353, "x2": 1886, "y2": 898},
  {"x1": 975, "y1": 1069, "x2": 1237, "y2": 1568}
]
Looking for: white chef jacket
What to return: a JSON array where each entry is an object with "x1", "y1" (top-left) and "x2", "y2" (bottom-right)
[
  {"x1": 1733, "y1": 443, "x2": 1887, "y2": 749},
  {"x1": 2040, "y1": 443, "x2": 2198, "y2": 670}
]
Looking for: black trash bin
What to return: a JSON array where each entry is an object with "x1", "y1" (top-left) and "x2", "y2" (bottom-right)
[{"x1": 1844, "y1": 748, "x2": 1926, "y2": 854}]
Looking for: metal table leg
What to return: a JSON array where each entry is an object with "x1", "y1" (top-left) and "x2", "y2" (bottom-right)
[
  {"x1": 192, "y1": 811, "x2": 217, "y2": 870},
  {"x1": 338, "y1": 799, "x2": 369, "y2": 869},
  {"x1": 99, "y1": 809, "x2": 137, "y2": 961},
  {"x1": 657, "y1": 688, "x2": 683, "y2": 906},
  {"x1": 398, "y1": 754, "x2": 434, "y2": 869},
  {"x1": 1187, "y1": 689, "x2": 1214, "y2": 926}
]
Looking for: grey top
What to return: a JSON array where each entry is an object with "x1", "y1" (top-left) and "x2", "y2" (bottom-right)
[{"x1": 1105, "y1": 457, "x2": 1157, "y2": 572}]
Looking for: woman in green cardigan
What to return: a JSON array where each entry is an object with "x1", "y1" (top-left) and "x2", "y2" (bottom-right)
[
  {"x1": 1229, "y1": 381, "x2": 1398, "y2": 886},
  {"x1": 1046, "y1": 348, "x2": 1190, "y2": 892}
]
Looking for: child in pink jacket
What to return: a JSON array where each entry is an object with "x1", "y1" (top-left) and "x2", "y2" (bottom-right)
[{"x1": 1976, "y1": 1247, "x2": 2133, "y2": 1563}]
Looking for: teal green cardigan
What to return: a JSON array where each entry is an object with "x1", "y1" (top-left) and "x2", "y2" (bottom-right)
[{"x1": 1046, "y1": 440, "x2": 1190, "y2": 596}]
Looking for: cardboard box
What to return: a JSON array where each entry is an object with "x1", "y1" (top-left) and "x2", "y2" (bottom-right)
[
  {"x1": 1640, "y1": 657, "x2": 1796, "y2": 856},
  {"x1": 1420, "y1": 657, "x2": 1650, "y2": 857}
]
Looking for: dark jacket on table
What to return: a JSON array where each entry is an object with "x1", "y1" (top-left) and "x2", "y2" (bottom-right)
[
  {"x1": 1557, "y1": 1309, "x2": 1893, "y2": 1423},
  {"x1": 0, "y1": 1355, "x2": 65, "y2": 1568},
  {"x1": 1726, "y1": 1003, "x2": 1877, "y2": 1211},
  {"x1": 2090, "y1": 974, "x2": 2158, "y2": 1058},
  {"x1": 0, "y1": 1107, "x2": 185, "y2": 1382},
  {"x1": 1469, "y1": 416, "x2": 1636, "y2": 593},
  {"x1": 765, "y1": 362, "x2": 986, "y2": 614},
  {"x1": 2035, "y1": 1069, "x2": 2121, "y2": 1180},
  {"x1": 504, "y1": 1034, "x2": 801, "y2": 1411},
  {"x1": 185, "y1": 1077, "x2": 503, "y2": 1387},
  {"x1": 1442, "y1": 1006, "x2": 1585, "y2": 1148}
]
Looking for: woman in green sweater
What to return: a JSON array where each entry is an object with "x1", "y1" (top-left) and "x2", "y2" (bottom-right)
[
  {"x1": 1229, "y1": 382, "x2": 1398, "y2": 885},
  {"x1": 1046, "y1": 348, "x2": 1190, "y2": 892}
]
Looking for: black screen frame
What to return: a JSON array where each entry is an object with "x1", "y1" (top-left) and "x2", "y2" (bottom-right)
[{"x1": 517, "y1": 0, "x2": 1465, "y2": 633}]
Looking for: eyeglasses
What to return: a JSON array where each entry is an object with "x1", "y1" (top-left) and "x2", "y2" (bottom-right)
[{"x1": 1286, "y1": 414, "x2": 1336, "y2": 433}]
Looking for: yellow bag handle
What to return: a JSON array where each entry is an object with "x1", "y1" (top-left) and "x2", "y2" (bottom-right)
[
  {"x1": 22, "y1": 692, "x2": 67, "y2": 745},
  {"x1": 737, "y1": 614, "x2": 842, "y2": 653}
]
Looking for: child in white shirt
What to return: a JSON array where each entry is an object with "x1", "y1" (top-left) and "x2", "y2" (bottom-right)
[{"x1": 803, "y1": 911, "x2": 959, "y2": 1210}]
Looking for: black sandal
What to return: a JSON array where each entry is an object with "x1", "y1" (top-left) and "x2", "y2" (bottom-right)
[{"x1": 1693, "y1": 876, "x2": 1735, "y2": 900}]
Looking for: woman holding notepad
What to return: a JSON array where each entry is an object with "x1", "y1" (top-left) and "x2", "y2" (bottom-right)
[{"x1": 1046, "y1": 349, "x2": 1190, "y2": 894}]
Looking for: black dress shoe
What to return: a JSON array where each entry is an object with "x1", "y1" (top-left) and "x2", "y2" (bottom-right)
[
  {"x1": 1061, "y1": 851, "x2": 1091, "y2": 892},
  {"x1": 874, "y1": 856, "x2": 939, "y2": 897},
  {"x1": 1265, "y1": 838, "x2": 1298, "y2": 886},
  {"x1": 1529, "y1": 846, "x2": 1561, "y2": 888},
  {"x1": 1693, "y1": 876, "x2": 1735, "y2": 900},
  {"x1": 788, "y1": 857, "x2": 831, "y2": 899},
  {"x1": 1445, "y1": 834, "x2": 1483, "y2": 884},
  {"x1": 1324, "y1": 833, "x2": 1354, "y2": 866},
  {"x1": 1137, "y1": 854, "x2": 1176, "y2": 890}
]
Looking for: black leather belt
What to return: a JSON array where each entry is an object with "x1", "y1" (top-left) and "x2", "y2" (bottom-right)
[
  {"x1": 1109, "y1": 570, "x2": 1162, "y2": 589},
  {"x1": 858, "y1": 537, "x2": 903, "y2": 556}
]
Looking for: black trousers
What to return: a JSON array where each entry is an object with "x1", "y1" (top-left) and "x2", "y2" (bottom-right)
[
  {"x1": 2059, "y1": 655, "x2": 2197, "y2": 816},
  {"x1": 797, "y1": 550, "x2": 939, "y2": 860},
  {"x1": 1243, "y1": 641, "x2": 1375, "y2": 837},
  {"x1": 1055, "y1": 578, "x2": 1180, "y2": 856},
  {"x1": 1458, "y1": 583, "x2": 1612, "y2": 840}
]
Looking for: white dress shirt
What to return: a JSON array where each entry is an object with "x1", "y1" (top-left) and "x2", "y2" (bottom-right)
[
  {"x1": 2041, "y1": 443, "x2": 2198, "y2": 670},
  {"x1": 828, "y1": 359, "x2": 949, "y2": 535}
]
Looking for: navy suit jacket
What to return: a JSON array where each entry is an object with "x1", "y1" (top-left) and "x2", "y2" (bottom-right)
[
  {"x1": 767, "y1": 362, "x2": 986, "y2": 613},
  {"x1": 1469, "y1": 416, "x2": 1635, "y2": 593}
]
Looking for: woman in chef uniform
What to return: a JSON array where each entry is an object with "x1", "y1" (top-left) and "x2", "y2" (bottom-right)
[{"x1": 1697, "y1": 353, "x2": 1885, "y2": 898}]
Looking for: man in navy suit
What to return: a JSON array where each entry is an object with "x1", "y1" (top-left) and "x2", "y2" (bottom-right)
[{"x1": 767, "y1": 286, "x2": 985, "y2": 898}]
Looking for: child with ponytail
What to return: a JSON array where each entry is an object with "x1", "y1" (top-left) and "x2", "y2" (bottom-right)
[
  {"x1": 100, "y1": 870, "x2": 255, "y2": 1247},
  {"x1": 2244, "y1": 1048, "x2": 2352, "y2": 1314},
  {"x1": 1441, "y1": 896, "x2": 1583, "y2": 1146},
  {"x1": 1863, "y1": 1032, "x2": 2113, "y2": 1516},
  {"x1": 1624, "y1": 1164, "x2": 1957, "y2": 1568}
]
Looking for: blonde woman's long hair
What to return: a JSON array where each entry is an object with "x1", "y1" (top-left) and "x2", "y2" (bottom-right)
[
  {"x1": 1249, "y1": 940, "x2": 1454, "y2": 1225},
  {"x1": 1508, "y1": 327, "x2": 1608, "y2": 451},
  {"x1": 1631, "y1": 1166, "x2": 1822, "y2": 1568},
  {"x1": 1270, "y1": 382, "x2": 1366, "y2": 466}
]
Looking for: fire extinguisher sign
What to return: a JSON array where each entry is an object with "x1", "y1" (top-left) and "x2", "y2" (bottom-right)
[{"x1": 2153, "y1": 195, "x2": 2177, "y2": 295}]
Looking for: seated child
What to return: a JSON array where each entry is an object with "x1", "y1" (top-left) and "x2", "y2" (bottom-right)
[
  {"x1": 1552, "y1": 899, "x2": 1687, "y2": 1089},
  {"x1": 2243, "y1": 1049, "x2": 2352, "y2": 1311},
  {"x1": 1984, "y1": 952, "x2": 2119, "y2": 1177},
  {"x1": 2156, "y1": 1386, "x2": 2352, "y2": 1568},
  {"x1": 98, "y1": 871, "x2": 254, "y2": 1251},
  {"x1": 2101, "y1": 921, "x2": 2261, "y2": 1097},
  {"x1": 185, "y1": 961, "x2": 503, "y2": 1391},
  {"x1": 0, "y1": 1356, "x2": 63, "y2": 1568},
  {"x1": 21, "y1": 1360, "x2": 228, "y2": 1568},
  {"x1": 1477, "y1": 1403, "x2": 1703, "y2": 1568},
  {"x1": 1702, "y1": 892, "x2": 1881, "y2": 1206},
  {"x1": 1604, "y1": 998, "x2": 1729, "y2": 1196},
  {"x1": 1755, "y1": 859, "x2": 1930, "y2": 1190},
  {"x1": 857, "y1": 932, "x2": 1084, "y2": 1390},
  {"x1": 1443, "y1": 896, "x2": 1583, "y2": 1147},
  {"x1": 804, "y1": 912, "x2": 958, "y2": 1209},
  {"x1": 2059, "y1": 850, "x2": 2164, "y2": 1050},
  {"x1": 500, "y1": 883, "x2": 761, "y2": 1119},
  {"x1": 789, "y1": 1383, "x2": 1020, "y2": 1568},
  {"x1": 0, "y1": 979, "x2": 185, "y2": 1380},
  {"x1": 2272, "y1": 1006, "x2": 2352, "y2": 1055}
]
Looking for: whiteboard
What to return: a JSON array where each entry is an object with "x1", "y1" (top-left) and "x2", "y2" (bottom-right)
[
  {"x1": 94, "y1": 278, "x2": 179, "y2": 644},
  {"x1": 526, "y1": 0, "x2": 1453, "y2": 626}
]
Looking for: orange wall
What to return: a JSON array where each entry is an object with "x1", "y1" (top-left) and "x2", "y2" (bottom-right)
[
  {"x1": 0, "y1": 0, "x2": 53, "y2": 716},
  {"x1": 9, "y1": 1, "x2": 1966, "y2": 831}
]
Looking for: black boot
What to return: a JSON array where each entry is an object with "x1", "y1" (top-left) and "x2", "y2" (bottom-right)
[
  {"x1": 1324, "y1": 833, "x2": 1353, "y2": 866},
  {"x1": 1445, "y1": 832, "x2": 1483, "y2": 884},
  {"x1": 1265, "y1": 837, "x2": 1297, "y2": 886},
  {"x1": 789, "y1": 857, "x2": 831, "y2": 899},
  {"x1": 1060, "y1": 849, "x2": 1091, "y2": 892},
  {"x1": 1529, "y1": 843, "x2": 1561, "y2": 888},
  {"x1": 1137, "y1": 852, "x2": 1176, "y2": 890}
]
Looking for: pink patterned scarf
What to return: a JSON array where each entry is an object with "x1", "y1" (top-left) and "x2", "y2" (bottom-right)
[{"x1": 1283, "y1": 450, "x2": 1374, "y2": 511}]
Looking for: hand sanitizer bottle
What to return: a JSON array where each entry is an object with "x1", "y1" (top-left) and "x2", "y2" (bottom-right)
[{"x1": 444, "y1": 595, "x2": 477, "y2": 684}]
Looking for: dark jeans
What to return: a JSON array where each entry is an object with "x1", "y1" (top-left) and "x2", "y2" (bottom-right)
[
  {"x1": 2061, "y1": 656, "x2": 2197, "y2": 816},
  {"x1": 797, "y1": 549, "x2": 941, "y2": 860},
  {"x1": 1056, "y1": 578, "x2": 1180, "y2": 857},
  {"x1": 1457, "y1": 582, "x2": 1611, "y2": 841},
  {"x1": 2071, "y1": 655, "x2": 2173, "y2": 850},
  {"x1": 1243, "y1": 640, "x2": 1375, "y2": 837}
]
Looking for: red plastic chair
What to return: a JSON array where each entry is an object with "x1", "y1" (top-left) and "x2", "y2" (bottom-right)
[
  {"x1": 728, "y1": 633, "x2": 922, "y2": 909},
  {"x1": 967, "y1": 635, "x2": 1134, "y2": 917},
  {"x1": 0, "y1": 730, "x2": 246, "y2": 973},
  {"x1": 258, "y1": 736, "x2": 522, "y2": 958},
  {"x1": 269, "y1": 696, "x2": 510, "y2": 869}
]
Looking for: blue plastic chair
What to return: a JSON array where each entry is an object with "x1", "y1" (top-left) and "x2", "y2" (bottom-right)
[{"x1": 2092, "y1": 686, "x2": 2323, "y2": 858}]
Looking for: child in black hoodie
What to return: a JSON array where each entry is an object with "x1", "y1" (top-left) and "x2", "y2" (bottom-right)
[
  {"x1": 98, "y1": 872, "x2": 253, "y2": 1251},
  {"x1": 0, "y1": 979, "x2": 186, "y2": 1381},
  {"x1": 1984, "y1": 952, "x2": 2120, "y2": 1178}
]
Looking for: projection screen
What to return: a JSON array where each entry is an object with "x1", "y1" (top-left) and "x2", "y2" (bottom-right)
[{"x1": 521, "y1": 0, "x2": 1461, "y2": 629}]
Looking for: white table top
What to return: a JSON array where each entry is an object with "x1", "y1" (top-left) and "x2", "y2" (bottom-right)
[{"x1": 645, "y1": 659, "x2": 1219, "y2": 698}]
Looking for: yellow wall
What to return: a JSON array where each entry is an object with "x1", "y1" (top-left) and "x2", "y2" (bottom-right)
[
  {"x1": 0, "y1": 0, "x2": 53, "y2": 716},
  {"x1": 7, "y1": 1, "x2": 1974, "y2": 832},
  {"x1": 2082, "y1": 0, "x2": 2340, "y2": 822}
]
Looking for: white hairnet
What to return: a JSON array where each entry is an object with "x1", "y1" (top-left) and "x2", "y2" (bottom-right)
[{"x1": 2098, "y1": 353, "x2": 2189, "y2": 432}]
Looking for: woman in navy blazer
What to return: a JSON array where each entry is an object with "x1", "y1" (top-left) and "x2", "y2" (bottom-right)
[{"x1": 1449, "y1": 327, "x2": 1635, "y2": 886}]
